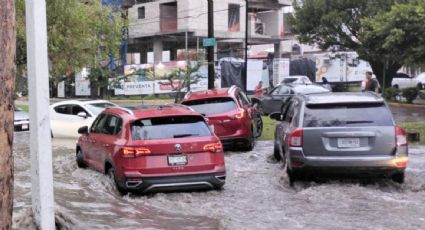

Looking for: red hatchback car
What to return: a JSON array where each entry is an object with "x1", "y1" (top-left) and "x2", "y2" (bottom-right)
[
  {"x1": 181, "y1": 86, "x2": 262, "y2": 150},
  {"x1": 76, "y1": 105, "x2": 226, "y2": 194}
]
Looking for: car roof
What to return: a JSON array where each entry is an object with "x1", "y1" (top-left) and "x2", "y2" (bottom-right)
[
  {"x1": 105, "y1": 104, "x2": 202, "y2": 120},
  {"x1": 287, "y1": 75, "x2": 308, "y2": 78},
  {"x1": 50, "y1": 99, "x2": 116, "y2": 107},
  {"x1": 302, "y1": 92, "x2": 384, "y2": 105},
  {"x1": 183, "y1": 86, "x2": 238, "y2": 101}
]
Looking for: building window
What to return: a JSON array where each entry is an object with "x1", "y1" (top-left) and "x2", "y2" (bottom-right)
[
  {"x1": 228, "y1": 4, "x2": 240, "y2": 32},
  {"x1": 138, "y1": 7, "x2": 145, "y2": 19}
]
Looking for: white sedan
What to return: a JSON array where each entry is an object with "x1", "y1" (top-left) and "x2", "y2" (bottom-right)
[
  {"x1": 391, "y1": 73, "x2": 425, "y2": 89},
  {"x1": 281, "y1": 75, "x2": 312, "y2": 84},
  {"x1": 50, "y1": 100, "x2": 117, "y2": 138}
]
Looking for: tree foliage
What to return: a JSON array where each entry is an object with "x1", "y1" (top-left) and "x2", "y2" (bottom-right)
[
  {"x1": 165, "y1": 62, "x2": 203, "y2": 103},
  {"x1": 16, "y1": 0, "x2": 124, "y2": 82},
  {"x1": 290, "y1": 0, "x2": 421, "y2": 86},
  {"x1": 362, "y1": 0, "x2": 425, "y2": 66}
]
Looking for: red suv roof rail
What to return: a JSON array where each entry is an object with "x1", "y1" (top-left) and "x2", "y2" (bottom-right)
[
  {"x1": 110, "y1": 107, "x2": 134, "y2": 115},
  {"x1": 183, "y1": 90, "x2": 192, "y2": 100},
  {"x1": 227, "y1": 85, "x2": 238, "y2": 95}
]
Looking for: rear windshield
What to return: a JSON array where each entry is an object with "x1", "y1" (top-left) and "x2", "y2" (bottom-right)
[
  {"x1": 281, "y1": 78, "x2": 298, "y2": 84},
  {"x1": 303, "y1": 103, "x2": 394, "y2": 127},
  {"x1": 131, "y1": 116, "x2": 212, "y2": 140},
  {"x1": 293, "y1": 86, "x2": 329, "y2": 94},
  {"x1": 182, "y1": 97, "x2": 237, "y2": 115}
]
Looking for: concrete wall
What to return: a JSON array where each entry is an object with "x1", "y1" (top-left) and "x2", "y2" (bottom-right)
[{"x1": 128, "y1": 0, "x2": 246, "y2": 39}]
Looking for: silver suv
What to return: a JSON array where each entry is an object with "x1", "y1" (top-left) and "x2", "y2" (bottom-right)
[{"x1": 271, "y1": 92, "x2": 408, "y2": 185}]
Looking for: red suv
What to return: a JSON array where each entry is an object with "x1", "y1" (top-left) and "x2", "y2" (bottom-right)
[
  {"x1": 76, "y1": 105, "x2": 226, "y2": 194},
  {"x1": 181, "y1": 86, "x2": 262, "y2": 150}
]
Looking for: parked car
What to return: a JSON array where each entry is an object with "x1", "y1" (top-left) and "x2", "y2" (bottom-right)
[
  {"x1": 391, "y1": 72, "x2": 425, "y2": 89},
  {"x1": 271, "y1": 92, "x2": 408, "y2": 185},
  {"x1": 14, "y1": 107, "x2": 29, "y2": 132},
  {"x1": 76, "y1": 105, "x2": 226, "y2": 194},
  {"x1": 181, "y1": 86, "x2": 262, "y2": 151},
  {"x1": 253, "y1": 83, "x2": 330, "y2": 115},
  {"x1": 50, "y1": 100, "x2": 117, "y2": 138},
  {"x1": 281, "y1": 75, "x2": 312, "y2": 84}
]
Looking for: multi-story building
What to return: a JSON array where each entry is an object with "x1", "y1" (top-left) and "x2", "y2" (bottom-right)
[{"x1": 125, "y1": 0, "x2": 292, "y2": 64}]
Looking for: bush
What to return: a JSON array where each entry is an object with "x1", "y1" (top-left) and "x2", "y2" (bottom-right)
[
  {"x1": 402, "y1": 87, "x2": 419, "y2": 103},
  {"x1": 383, "y1": 87, "x2": 400, "y2": 101}
]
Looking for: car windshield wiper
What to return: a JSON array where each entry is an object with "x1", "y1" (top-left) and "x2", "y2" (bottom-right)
[
  {"x1": 173, "y1": 134, "x2": 199, "y2": 138},
  {"x1": 346, "y1": 120, "x2": 374, "y2": 124}
]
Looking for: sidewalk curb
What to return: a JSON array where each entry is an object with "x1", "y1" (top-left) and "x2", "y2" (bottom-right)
[{"x1": 388, "y1": 102, "x2": 425, "y2": 109}]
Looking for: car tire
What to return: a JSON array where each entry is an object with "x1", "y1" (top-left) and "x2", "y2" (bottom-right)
[
  {"x1": 255, "y1": 115, "x2": 263, "y2": 138},
  {"x1": 76, "y1": 149, "x2": 87, "y2": 168},
  {"x1": 107, "y1": 166, "x2": 128, "y2": 195},
  {"x1": 393, "y1": 84, "x2": 399, "y2": 89},
  {"x1": 391, "y1": 172, "x2": 405, "y2": 184},
  {"x1": 253, "y1": 102, "x2": 264, "y2": 116},
  {"x1": 273, "y1": 141, "x2": 281, "y2": 161},
  {"x1": 287, "y1": 167, "x2": 298, "y2": 187},
  {"x1": 417, "y1": 83, "x2": 423, "y2": 90},
  {"x1": 244, "y1": 130, "x2": 255, "y2": 151}
]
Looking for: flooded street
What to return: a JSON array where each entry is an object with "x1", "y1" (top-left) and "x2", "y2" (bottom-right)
[{"x1": 13, "y1": 131, "x2": 425, "y2": 229}]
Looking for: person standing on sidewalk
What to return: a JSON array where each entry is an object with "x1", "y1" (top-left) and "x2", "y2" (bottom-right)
[
  {"x1": 255, "y1": 81, "x2": 265, "y2": 97},
  {"x1": 364, "y1": 71, "x2": 380, "y2": 93}
]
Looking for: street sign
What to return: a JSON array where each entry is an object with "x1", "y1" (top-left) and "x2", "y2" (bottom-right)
[{"x1": 203, "y1": 38, "x2": 216, "y2": 47}]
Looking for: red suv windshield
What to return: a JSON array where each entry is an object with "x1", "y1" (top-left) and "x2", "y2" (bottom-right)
[
  {"x1": 182, "y1": 97, "x2": 237, "y2": 115},
  {"x1": 131, "y1": 115, "x2": 212, "y2": 140}
]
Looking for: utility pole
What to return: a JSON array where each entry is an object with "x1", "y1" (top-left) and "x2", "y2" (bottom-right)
[
  {"x1": 26, "y1": 0, "x2": 55, "y2": 228},
  {"x1": 243, "y1": 0, "x2": 249, "y2": 92},
  {"x1": 207, "y1": 0, "x2": 215, "y2": 89}
]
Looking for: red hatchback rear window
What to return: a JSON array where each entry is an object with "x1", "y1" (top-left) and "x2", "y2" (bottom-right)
[
  {"x1": 182, "y1": 97, "x2": 237, "y2": 115},
  {"x1": 131, "y1": 115, "x2": 212, "y2": 140}
]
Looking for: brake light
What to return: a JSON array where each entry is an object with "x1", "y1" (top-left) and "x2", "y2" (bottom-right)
[
  {"x1": 235, "y1": 109, "x2": 245, "y2": 119},
  {"x1": 395, "y1": 126, "x2": 407, "y2": 146},
  {"x1": 122, "y1": 147, "x2": 151, "y2": 158},
  {"x1": 288, "y1": 128, "x2": 303, "y2": 147},
  {"x1": 203, "y1": 142, "x2": 223, "y2": 153}
]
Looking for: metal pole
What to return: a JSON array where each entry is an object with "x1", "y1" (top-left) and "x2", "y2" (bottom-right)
[
  {"x1": 185, "y1": 31, "x2": 189, "y2": 61},
  {"x1": 207, "y1": 0, "x2": 215, "y2": 89},
  {"x1": 196, "y1": 36, "x2": 199, "y2": 60},
  {"x1": 243, "y1": 0, "x2": 248, "y2": 92},
  {"x1": 25, "y1": 0, "x2": 55, "y2": 228}
]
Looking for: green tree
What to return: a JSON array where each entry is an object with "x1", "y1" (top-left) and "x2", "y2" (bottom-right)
[
  {"x1": 0, "y1": 0, "x2": 15, "y2": 227},
  {"x1": 16, "y1": 0, "x2": 124, "y2": 93},
  {"x1": 165, "y1": 62, "x2": 203, "y2": 103},
  {"x1": 290, "y1": 0, "x2": 411, "y2": 86},
  {"x1": 362, "y1": 0, "x2": 425, "y2": 67}
]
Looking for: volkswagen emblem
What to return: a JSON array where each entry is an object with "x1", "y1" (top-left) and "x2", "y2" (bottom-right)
[{"x1": 174, "y1": 144, "x2": 182, "y2": 152}]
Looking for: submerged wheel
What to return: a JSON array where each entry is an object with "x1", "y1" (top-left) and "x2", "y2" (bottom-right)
[
  {"x1": 107, "y1": 166, "x2": 128, "y2": 195},
  {"x1": 244, "y1": 130, "x2": 255, "y2": 151},
  {"x1": 255, "y1": 115, "x2": 263, "y2": 138},
  {"x1": 273, "y1": 141, "x2": 281, "y2": 161},
  {"x1": 76, "y1": 149, "x2": 87, "y2": 168},
  {"x1": 287, "y1": 167, "x2": 300, "y2": 187},
  {"x1": 391, "y1": 172, "x2": 405, "y2": 184}
]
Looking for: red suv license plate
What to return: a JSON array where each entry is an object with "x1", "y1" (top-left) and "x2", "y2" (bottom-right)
[{"x1": 168, "y1": 155, "x2": 188, "y2": 165}]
